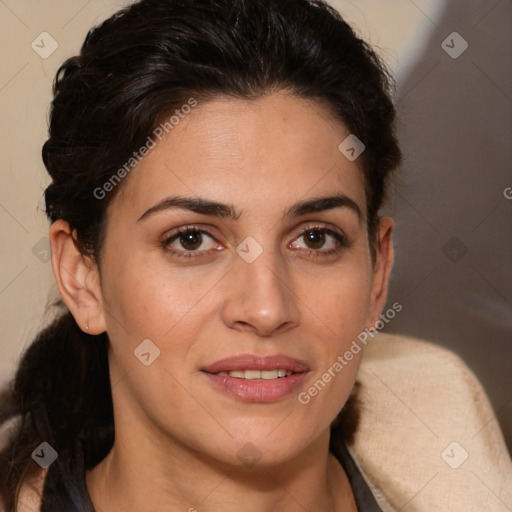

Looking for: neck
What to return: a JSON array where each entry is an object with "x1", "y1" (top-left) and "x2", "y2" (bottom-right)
[{"x1": 85, "y1": 423, "x2": 356, "y2": 511}]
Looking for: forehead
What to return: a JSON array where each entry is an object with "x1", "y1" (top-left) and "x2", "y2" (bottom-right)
[{"x1": 109, "y1": 91, "x2": 366, "y2": 220}]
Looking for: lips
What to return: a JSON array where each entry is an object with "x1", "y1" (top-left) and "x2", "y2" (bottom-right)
[
  {"x1": 201, "y1": 354, "x2": 310, "y2": 374},
  {"x1": 201, "y1": 354, "x2": 310, "y2": 403}
]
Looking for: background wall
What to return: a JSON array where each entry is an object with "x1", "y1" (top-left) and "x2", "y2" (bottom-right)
[
  {"x1": 331, "y1": 0, "x2": 512, "y2": 454},
  {"x1": 0, "y1": 0, "x2": 510, "y2": 455}
]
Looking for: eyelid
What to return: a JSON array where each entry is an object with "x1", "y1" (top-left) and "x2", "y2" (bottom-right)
[
  {"x1": 293, "y1": 222, "x2": 346, "y2": 239},
  {"x1": 161, "y1": 224, "x2": 219, "y2": 242}
]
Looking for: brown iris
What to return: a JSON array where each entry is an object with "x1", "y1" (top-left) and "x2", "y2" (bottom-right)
[
  {"x1": 304, "y1": 229, "x2": 325, "y2": 249},
  {"x1": 179, "y1": 231, "x2": 203, "y2": 250}
]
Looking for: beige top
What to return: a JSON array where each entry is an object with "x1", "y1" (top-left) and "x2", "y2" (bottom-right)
[
  {"x1": 10, "y1": 332, "x2": 512, "y2": 511},
  {"x1": 348, "y1": 332, "x2": 512, "y2": 511}
]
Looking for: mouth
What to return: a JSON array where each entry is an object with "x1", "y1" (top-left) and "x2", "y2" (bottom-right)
[{"x1": 201, "y1": 354, "x2": 309, "y2": 403}]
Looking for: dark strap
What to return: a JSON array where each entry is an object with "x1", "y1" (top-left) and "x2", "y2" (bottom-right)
[{"x1": 330, "y1": 442, "x2": 384, "y2": 511}]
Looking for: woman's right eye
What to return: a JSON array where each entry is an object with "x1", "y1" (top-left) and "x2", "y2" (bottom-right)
[{"x1": 161, "y1": 227, "x2": 221, "y2": 259}]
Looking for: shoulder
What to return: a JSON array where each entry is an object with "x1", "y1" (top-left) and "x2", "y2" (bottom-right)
[
  {"x1": 349, "y1": 331, "x2": 512, "y2": 512},
  {"x1": 0, "y1": 471, "x2": 45, "y2": 512},
  {"x1": 0, "y1": 420, "x2": 46, "y2": 512},
  {"x1": 16, "y1": 470, "x2": 46, "y2": 512},
  {"x1": 0, "y1": 466, "x2": 46, "y2": 512}
]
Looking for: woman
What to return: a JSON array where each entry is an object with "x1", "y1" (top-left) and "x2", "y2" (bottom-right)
[{"x1": 1, "y1": 0, "x2": 510, "y2": 510}]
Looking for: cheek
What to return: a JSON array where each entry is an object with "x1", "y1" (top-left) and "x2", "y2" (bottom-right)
[
  {"x1": 100, "y1": 249, "x2": 213, "y2": 340},
  {"x1": 291, "y1": 258, "x2": 372, "y2": 418},
  {"x1": 303, "y1": 260, "x2": 373, "y2": 339},
  {"x1": 99, "y1": 256, "x2": 215, "y2": 428}
]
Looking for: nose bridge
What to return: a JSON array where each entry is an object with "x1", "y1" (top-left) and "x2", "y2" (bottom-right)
[
  {"x1": 241, "y1": 241, "x2": 286, "y2": 294},
  {"x1": 237, "y1": 239, "x2": 289, "y2": 307}
]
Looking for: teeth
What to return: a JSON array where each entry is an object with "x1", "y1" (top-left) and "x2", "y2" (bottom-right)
[
  {"x1": 244, "y1": 370, "x2": 262, "y2": 380},
  {"x1": 216, "y1": 369, "x2": 293, "y2": 379},
  {"x1": 260, "y1": 370, "x2": 278, "y2": 380}
]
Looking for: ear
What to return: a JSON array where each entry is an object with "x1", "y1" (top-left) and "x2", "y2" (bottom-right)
[
  {"x1": 49, "y1": 219, "x2": 106, "y2": 334},
  {"x1": 365, "y1": 216, "x2": 394, "y2": 328}
]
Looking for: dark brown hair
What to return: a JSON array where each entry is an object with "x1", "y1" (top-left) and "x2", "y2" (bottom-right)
[{"x1": 0, "y1": 0, "x2": 401, "y2": 509}]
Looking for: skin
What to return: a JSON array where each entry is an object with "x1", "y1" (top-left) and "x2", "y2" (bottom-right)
[{"x1": 50, "y1": 90, "x2": 394, "y2": 511}]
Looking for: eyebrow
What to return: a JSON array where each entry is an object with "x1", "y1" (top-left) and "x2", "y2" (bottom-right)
[{"x1": 137, "y1": 193, "x2": 363, "y2": 222}]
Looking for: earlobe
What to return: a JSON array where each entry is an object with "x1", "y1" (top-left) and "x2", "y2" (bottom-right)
[
  {"x1": 365, "y1": 216, "x2": 395, "y2": 328},
  {"x1": 49, "y1": 220, "x2": 106, "y2": 334}
]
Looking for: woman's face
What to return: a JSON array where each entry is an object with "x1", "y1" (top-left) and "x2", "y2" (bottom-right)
[{"x1": 89, "y1": 91, "x2": 392, "y2": 467}]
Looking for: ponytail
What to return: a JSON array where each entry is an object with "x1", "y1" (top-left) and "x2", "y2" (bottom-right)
[{"x1": 0, "y1": 307, "x2": 114, "y2": 510}]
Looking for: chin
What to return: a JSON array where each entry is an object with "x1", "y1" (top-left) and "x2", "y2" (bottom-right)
[{"x1": 222, "y1": 426, "x2": 319, "y2": 469}]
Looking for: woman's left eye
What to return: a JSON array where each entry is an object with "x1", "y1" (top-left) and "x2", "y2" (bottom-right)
[
  {"x1": 290, "y1": 227, "x2": 347, "y2": 256},
  {"x1": 161, "y1": 225, "x2": 347, "y2": 259}
]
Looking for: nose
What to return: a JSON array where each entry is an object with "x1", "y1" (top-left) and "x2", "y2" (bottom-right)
[{"x1": 220, "y1": 245, "x2": 300, "y2": 338}]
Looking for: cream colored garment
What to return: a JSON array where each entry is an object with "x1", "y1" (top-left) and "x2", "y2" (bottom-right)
[
  {"x1": 349, "y1": 332, "x2": 512, "y2": 511},
  {"x1": 10, "y1": 333, "x2": 512, "y2": 511}
]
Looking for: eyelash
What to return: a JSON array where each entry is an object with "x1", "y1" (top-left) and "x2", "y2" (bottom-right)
[{"x1": 161, "y1": 224, "x2": 348, "y2": 260}]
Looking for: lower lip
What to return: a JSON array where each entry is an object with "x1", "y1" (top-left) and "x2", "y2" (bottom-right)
[{"x1": 202, "y1": 371, "x2": 308, "y2": 403}]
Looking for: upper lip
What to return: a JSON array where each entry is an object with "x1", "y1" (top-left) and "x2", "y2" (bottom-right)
[{"x1": 201, "y1": 354, "x2": 310, "y2": 374}]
